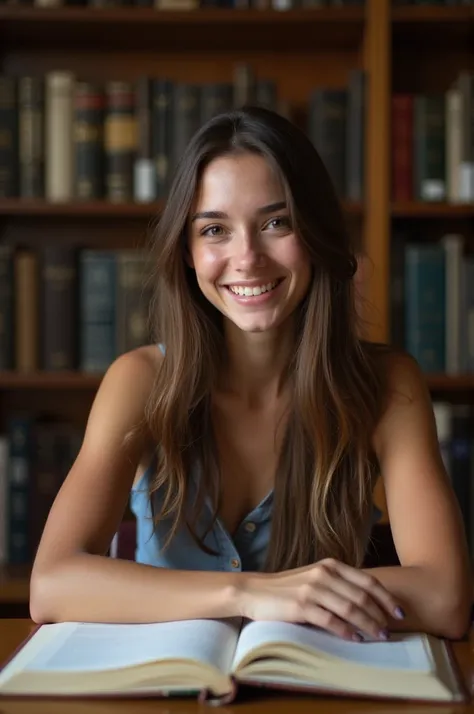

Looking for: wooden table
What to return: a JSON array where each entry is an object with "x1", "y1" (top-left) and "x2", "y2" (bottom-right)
[{"x1": 1, "y1": 619, "x2": 474, "y2": 714}]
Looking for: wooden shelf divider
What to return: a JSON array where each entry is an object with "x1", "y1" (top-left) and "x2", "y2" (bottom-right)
[
  {"x1": 392, "y1": 202, "x2": 474, "y2": 218},
  {"x1": 0, "y1": 371, "x2": 472, "y2": 392}
]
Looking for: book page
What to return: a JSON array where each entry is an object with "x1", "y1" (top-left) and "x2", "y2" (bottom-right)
[
  {"x1": 232, "y1": 621, "x2": 434, "y2": 673},
  {"x1": 20, "y1": 618, "x2": 241, "y2": 675}
]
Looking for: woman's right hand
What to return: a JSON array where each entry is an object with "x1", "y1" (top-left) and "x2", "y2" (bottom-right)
[{"x1": 237, "y1": 558, "x2": 405, "y2": 641}]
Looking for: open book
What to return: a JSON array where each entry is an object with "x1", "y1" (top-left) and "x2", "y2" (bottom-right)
[{"x1": 0, "y1": 618, "x2": 467, "y2": 704}]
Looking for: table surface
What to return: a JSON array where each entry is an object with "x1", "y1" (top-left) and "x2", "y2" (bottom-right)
[{"x1": 1, "y1": 619, "x2": 474, "y2": 713}]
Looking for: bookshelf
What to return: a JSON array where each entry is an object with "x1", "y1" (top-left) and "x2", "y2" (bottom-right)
[
  {"x1": 392, "y1": 202, "x2": 474, "y2": 218},
  {"x1": 0, "y1": 0, "x2": 473, "y2": 611}
]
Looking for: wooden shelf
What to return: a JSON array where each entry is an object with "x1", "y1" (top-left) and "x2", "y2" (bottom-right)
[
  {"x1": 0, "y1": 198, "x2": 163, "y2": 219},
  {"x1": 392, "y1": 202, "x2": 474, "y2": 218},
  {"x1": 0, "y1": 371, "x2": 473, "y2": 393},
  {"x1": 392, "y1": 6, "x2": 473, "y2": 22},
  {"x1": 0, "y1": 6, "x2": 365, "y2": 51},
  {"x1": 0, "y1": 371, "x2": 103, "y2": 390},
  {"x1": 425, "y1": 375, "x2": 474, "y2": 391},
  {"x1": 392, "y1": 4, "x2": 474, "y2": 47},
  {"x1": 0, "y1": 566, "x2": 30, "y2": 604},
  {"x1": 0, "y1": 199, "x2": 364, "y2": 219}
]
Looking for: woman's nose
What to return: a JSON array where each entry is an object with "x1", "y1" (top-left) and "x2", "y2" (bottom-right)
[{"x1": 233, "y1": 233, "x2": 267, "y2": 271}]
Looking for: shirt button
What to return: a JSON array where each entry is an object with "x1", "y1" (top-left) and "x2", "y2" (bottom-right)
[
  {"x1": 244, "y1": 522, "x2": 256, "y2": 533},
  {"x1": 231, "y1": 558, "x2": 240, "y2": 569}
]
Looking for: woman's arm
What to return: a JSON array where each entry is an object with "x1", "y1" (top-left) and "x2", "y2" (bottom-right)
[
  {"x1": 368, "y1": 352, "x2": 472, "y2": 639},
  {"x1": 29, "y1": 347, "x2": 242, "y2": 624}
]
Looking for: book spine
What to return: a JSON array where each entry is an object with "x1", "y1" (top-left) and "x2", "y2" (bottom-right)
[
  {"x1": 0, "y1": 244, "x2": 14, "y2": 370},
  {"x1": 74, "y1": 81, "x2": 105, "y2": 200},
  {"x1": 464, "y1": 257, "x2": 474, "y2": 372},
  {"x1": 7, "y1": 416, "x2": 32, "y2": 565},
  {"x1": 255, "y1": 79, "x2": 278, "y2": 111},
  {"x1": 404, "y1": 243, "x2": 446, "y2": 373},
  {"x1": 450, "y1": 405, "x2": 472, "y2": 547},
  {"x1": 233, "y1": 63, "x2": 255, "y2": 107},
  {"x1": 79, "y1": 250, "x2": 116, "y2": 373},
  {"x1": 389, "y1": 232, "x2": 405, "y2": 349},
  {"x1": 172, "y1": 84, "x2": 201, "y2": 177},
  {"x1": 134, "y1": 76, "x2": 156, "y2": 203},
  {"x1": 413, "y1": 94, "x2": 446, "y2": 202},
  {"x1": 443, "y1": 234, "x2": 464, "y2": 376},
  {"x1": 14, "y1": 250, "x2": 38, "y2": 373},
  {"x1": 445, "y1": 88, "x2": 463, "y2": 204},
  {"x1": 41, "y1": 245, "x2": 77, "y2": 371},
  {"x1": 200, "y1": 83, "x2": 234, "y2": 125},
  {"x1": 45, "y1": 71, "x2": 75, "y2": 203},
  {"x1": 18, "y1": 76, "x2": 44, "y2": 198},
  {"x1": 456, "y1": 73, "x2": 474, "y2": 202},
  {"x1": 105, "y1": 81, "x2": 136, "y2": 203},
  {"x1": 308, "y1": 88, "x2": 347, "y2": 199},
  {"x1": 391, "y1": 94, "x2": 413, "y2": 202},
  {"x1": 152, "y1": 78, "x2": 173, "y2": 200},
  {"x1": 346, "y1": 69, "x2": 365, "y2": 202},
  {"x1": 0, "y1": 76, "x2": 18, "y2": 198},
  {"x1": 0, "y1": 436, "x2": 8, "y2": 565},
  {"x1": 116, "y1": 250, "x2": 150, "y2": 355},
  {"x1": 29, "y1": 421, "x2": 70, "y2": 556}
]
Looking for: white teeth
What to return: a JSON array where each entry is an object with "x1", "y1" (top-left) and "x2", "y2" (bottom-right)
[{"x1": 228, "y1": 280, "x2": 279, "y2": 297}]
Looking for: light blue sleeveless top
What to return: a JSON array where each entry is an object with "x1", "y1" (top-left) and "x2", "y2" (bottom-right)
[{"x1": 129, "y1": 344, "x2": 381, "y2": 573}]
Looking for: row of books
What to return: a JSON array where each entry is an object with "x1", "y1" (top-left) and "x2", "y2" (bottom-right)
[
  {"x1": 391, "y1": 72, "x2": 474, "y2": 204},
  {"x1": 2, "y1": 233, "x2": 472, "y2": 376},
  {"x1": 0, "y1": 245, "x2": 152, "y2": 373},
  {"x1": 0, "y1": 415, "x2": 83, "y2": 566},
  {"x1": 0, "y1": 68, "x2": 365, "y2": 204},
  {"x1": 433, "y1": 402, "x2": 473, "y2": 560},
  {"x1": 390, "y1": 233, "x2": 474, "y2": 375},
  {"x1": 1, "y1": 400, "x2": 473, "y2": 566}
]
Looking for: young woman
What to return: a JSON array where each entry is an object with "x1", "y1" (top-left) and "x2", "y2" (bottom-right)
[{"x1": 30, "y1": 106, "x2": 471, "y2": 642}]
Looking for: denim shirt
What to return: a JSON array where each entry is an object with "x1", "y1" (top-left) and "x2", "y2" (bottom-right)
[
  {"x1": 130, "y1": 462, "x2": 381, "y2": 573},
  {"x1": 130, "y1": 463, "x2": 272, "y2": 573},
  {"x1": 130, "y1": 343, "x2": 381, "y2": 572}
]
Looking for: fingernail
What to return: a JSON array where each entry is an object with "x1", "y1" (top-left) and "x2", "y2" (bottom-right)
[
  {"x1": 379, "y1": 628, "x2": 390, "y2": 641},
  {"x1": 394, "y1": 607, "x2": 405, "y2": 620},
  {"x1": 352, "y1": 632, "x2": 363, "y2": 642}
]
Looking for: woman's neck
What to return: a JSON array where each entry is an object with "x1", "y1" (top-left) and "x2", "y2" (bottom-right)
[{"x1": 219, "y1": 320, "x2": 295, "y2": 407}]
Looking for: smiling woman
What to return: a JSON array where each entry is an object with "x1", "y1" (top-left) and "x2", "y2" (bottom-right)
[
  {"x1": 29, "y1": 107, "x2": 472, "y2": 645},
  {"x1": 187, "y1": 153, "x2": 311, "y2": 335}
]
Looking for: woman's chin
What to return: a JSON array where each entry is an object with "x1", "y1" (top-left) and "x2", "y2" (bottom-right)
[{"x1": 225, "y1": 315, "x2": 285, "y2": 335}]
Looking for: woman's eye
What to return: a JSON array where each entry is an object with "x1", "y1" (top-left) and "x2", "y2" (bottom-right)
[
  {"x1": 202, "y1": 225, "x2": 224, "y2": 237},
  {"x1": 267, "y1": 217, "x2": 290, "y2": 230}
]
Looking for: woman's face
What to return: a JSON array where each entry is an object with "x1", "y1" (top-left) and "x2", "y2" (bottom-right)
[{"x1": 187, "y1": 152, "x2": 312, "y2": 334}]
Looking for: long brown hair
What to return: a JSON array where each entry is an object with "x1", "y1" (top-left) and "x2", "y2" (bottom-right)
[{"x1": 144, "y1": 106, "x2": 386, "y2": 571}]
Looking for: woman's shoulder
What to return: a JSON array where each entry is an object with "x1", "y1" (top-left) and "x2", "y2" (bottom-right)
[
  {"x1": 91, "y1": 344, "x2": 164, "y2": 434},
  {"x1": 365, "y1": 343, "x2": 424, "y2": 395},
  {"x1": 365, "y1": 344, "x2": 430, "y2": 445},
  {"x1": 105, "y1": 344, "x2": 164, "y2": 384}
]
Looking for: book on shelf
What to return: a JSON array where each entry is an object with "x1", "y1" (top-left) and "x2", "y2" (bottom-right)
[
  {"x1": 0, "y1": 618, "x2": 468, "y2": 703},
  {"x1": 0, "y1": 245, "x2": 153, "y2": 375},
  {"x1": 0, "y1": 415, "x2": 84, "y2": 567},
  {"x1": 391, "y1": 71, "x2": 474, "y2": 205},
  {"x1": 0, "y1": 66, "x2": 365, "y2": 205},
  {"x1": 390, "y1": 231, "x2": 474, "y2": 375}
]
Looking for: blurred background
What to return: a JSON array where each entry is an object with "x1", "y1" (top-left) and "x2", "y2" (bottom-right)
[{"x1": 0, "y1": 0, "x2": 473, "y2": 616}]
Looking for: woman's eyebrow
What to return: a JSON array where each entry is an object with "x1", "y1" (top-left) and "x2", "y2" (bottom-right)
[{"x1": 191, "y1": 201, "x2": 287, "y2": 223}]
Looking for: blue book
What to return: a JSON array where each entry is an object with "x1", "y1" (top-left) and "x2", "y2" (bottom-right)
[
  {"x1": 7, "y1": 415, "x2": 32, "y2": 565},
  {"x1": 79, "y1": 250, "x2": 116, "y2": 373},
  {"x1": 404, "y1": 243, "x2": 445, "y2": 373}
]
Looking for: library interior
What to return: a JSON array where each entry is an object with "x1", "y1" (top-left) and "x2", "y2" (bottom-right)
[{"x1": 0, "y1": 0, "x2": 473, "y2": 620}]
